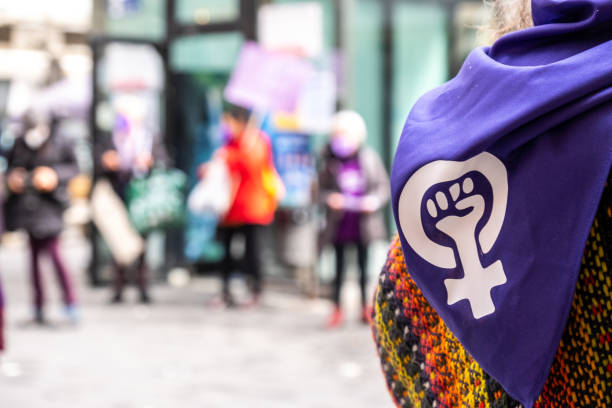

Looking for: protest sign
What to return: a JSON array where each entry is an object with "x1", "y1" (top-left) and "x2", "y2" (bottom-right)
[{"x1": 224, "y1": 42, "x2": 314, "y2": 113}]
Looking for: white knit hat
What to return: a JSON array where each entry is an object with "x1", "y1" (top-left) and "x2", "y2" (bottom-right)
[{"x1": 331, "y1": 110, "x2": 367, "y2": 145}]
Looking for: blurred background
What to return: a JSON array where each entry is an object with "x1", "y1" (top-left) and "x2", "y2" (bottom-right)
[{"x1": 0, "y1": 0, "x2": 491, "y2": 406}]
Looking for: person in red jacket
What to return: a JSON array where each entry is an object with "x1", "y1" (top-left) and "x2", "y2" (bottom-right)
[{"x1": 215, "y1": 104, "x2": 280, "y2": 307}]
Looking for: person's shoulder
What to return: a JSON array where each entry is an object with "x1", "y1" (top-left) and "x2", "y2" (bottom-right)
[
  {"x1": 358, "y1": 146, "x2": 388, "y2": 175},
  {"x1": 51, "y1": 132, "x2": 75, "y2": 151},
  {"x1": 216, "y1": 144, "x2": 241, "y2": 168},
  {"x1": 12, "y1": 135, "x2": 26, "y2": 149},
  {"x1": 8, "y1": 135, "x2": 31, "y2": 156},
  {"x1": 359, "y1": 145, "x2": 382, "y2": 162},
  {"x1": 255, "y1": 130, "x2": 272, "y2": 150},
  {"x1": 54, "y1": 132, "x2": 73, "y2": 144},
  {"x1": 360, "y1": 145, "x2": 376, "y2": 155},
  {"x1": 258, "y1": 129, "x2": 271, "y2": 141},
  {"x1": 318, "y1": 143, "x2": 334, "y2": 159}
]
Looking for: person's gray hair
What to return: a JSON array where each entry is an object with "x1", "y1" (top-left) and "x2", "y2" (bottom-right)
[
  {"x1": 484, "y1": 0, "x2": 533, "y2": 41},
  {"x1": 331, "y1": 110, "x2": 368, "y2": 145}
]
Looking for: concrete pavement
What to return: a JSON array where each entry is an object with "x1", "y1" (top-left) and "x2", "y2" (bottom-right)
[{"x1": 0, "y1": 231, "x2": 392, "y2": 408}]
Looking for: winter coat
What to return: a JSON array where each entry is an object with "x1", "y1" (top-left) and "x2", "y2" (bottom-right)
[
  {"x1": 220, "y1": 131, "x2": 277, "y2": 227},
  {"x1": 5, "y1": 133, "x2": 78, "y2": 239},
  {"x1": 318, "y1": 144, "x2": 390, "y2": 245},
  {"x1": 94, "y1": 131, "x2": 169, "y2": 200}
]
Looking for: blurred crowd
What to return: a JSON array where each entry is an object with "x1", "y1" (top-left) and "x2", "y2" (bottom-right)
[
  {"x1": 0, "y1": 63, "x2": 390, "y2": 361},
  {"x1": 0, "y1": 0, "x2": 501, "y2": 406}
]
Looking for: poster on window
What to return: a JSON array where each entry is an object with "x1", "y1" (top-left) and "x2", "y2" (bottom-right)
[
  {"x1": 224, "y1": 42, "x2": 314, "y2": 113},
  {"x1": 257, "y1": 2, "x2": 324, "y2": 58},
  {"x1": 270, "y1": 132, "x2": 314, "y2": 208},
  {"x1": 107, "y1": 0, "x2": 141, "y2": 18}
]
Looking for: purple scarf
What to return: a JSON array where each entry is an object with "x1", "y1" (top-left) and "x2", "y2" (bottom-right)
[{"x1": 391, "y1": 0, "x2": 612, "y2": 406}]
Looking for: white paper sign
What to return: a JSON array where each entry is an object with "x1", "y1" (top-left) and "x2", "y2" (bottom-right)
[
  {"x1": 258, "y1": 3, "x2": 324, "y2": 58},
  {"x1": 296, "y1": 70, "x2": 337, "y2": 133}
]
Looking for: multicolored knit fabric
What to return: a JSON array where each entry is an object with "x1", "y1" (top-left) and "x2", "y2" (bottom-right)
[
  {"x1": 372, "y1": 180, "x2": 612, "y2": 408},
  {"x1": 0, "y1": 308, "x2": 4, "y2": 351},
  {"x1": 0, "y1": 278, "x2": 4, "y2": 352}
]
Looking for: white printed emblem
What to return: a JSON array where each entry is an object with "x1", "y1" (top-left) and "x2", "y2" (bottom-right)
[{"x1": 398, "y1": 152, "x2": 508, "y2": 319}]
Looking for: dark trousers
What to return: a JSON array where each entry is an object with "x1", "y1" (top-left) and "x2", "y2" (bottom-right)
[
  {"x1": 113, "y1": 252, "x2": 148, "y2": 296},
  {"x1": 29, "y1": 235, "x2": 76, "y2": 311},
  {"x1": 220, "y1": 225, "x2": 262, "y2": 298},
  {"x1": 333, "y1": 242, "x2": 368, "y2": 308}
]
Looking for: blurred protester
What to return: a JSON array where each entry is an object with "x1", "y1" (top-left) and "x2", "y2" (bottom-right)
[
  {"x1": 318, "y1": 110, "x2": 389, "y2": 328},
  {"x1": 5, "y1": 112, "x2": 79, "y2": 324},
  {"x1": 95, "y1": 97, "x2": 167, "y2": 304},
  {"x1": 211, "y1": 104, "x2": 280, "y2": 307}
]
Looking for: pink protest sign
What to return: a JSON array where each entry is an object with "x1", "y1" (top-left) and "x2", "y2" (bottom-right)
[{"x1": 224, "y1": 41, "x2": 314, "y2": 113}]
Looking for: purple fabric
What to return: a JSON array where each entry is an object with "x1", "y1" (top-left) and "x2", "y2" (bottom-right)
[
  {"x1": 391, "y1": 1, "x2": 612, "y2": 406},
  {"x1": 0, "y1": 276, "x2": 4, "y2": 309},
  {"x1": 224, "y1": 42, "x2": 314, "y2": 112},
  {"x1": 335, "y1": 158, "x2": 366, "y2": 243}
]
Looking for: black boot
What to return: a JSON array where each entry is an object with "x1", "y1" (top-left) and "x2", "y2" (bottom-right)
[
  {"x1": 223, "y1": 291, "x2": 236, "y2": 308},
  {"x1": 139, "y1": 290, "x2": 152, "y2": 304},
  {"x1": 110, "y1": 292, "x2": 124, "y2": 304},
  {"x1": 34, "y1": 308, "x2": 46, "y2": 325}
]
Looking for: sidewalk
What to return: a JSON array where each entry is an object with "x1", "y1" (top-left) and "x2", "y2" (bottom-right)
[{"x1": 0, "y1": 231, "x2": 392, "y2": 408}]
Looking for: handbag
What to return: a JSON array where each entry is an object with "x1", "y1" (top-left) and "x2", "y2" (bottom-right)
[
  {"x1": 260, "y1": 160, "x2": 285, "y2": 216},
  {"x1": 187, "y1": 157, "x2": 232, "y2": 217},
  {"x1": 91, "y1": 179, "x2": 144, "y2": 265},
  {"x1": 127, "y1": 168, "x2": 187, "y2": 234}
]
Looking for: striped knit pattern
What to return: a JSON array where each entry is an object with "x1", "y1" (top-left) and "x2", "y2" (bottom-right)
[
  {"x1": 0, "y1": 278, "x2": 3, "y2": 352},
  {"x1": 373, "y1": 182, "x2": 612, "y2": 407}
]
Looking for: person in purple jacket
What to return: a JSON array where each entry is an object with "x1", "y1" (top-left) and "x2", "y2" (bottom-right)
[{"x1": 318, "y1": 111, "x2": 390, "y2": 328}]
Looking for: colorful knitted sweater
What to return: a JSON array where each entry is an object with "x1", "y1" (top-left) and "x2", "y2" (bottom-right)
[
  {"x1": 0, "y1": 277, "x2": 4, "y2": 352},
  {"x1": 372, "y1": 180, "x2": 612, "y2": 408}
]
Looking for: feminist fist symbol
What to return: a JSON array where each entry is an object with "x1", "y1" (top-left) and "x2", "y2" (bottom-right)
[{"x1": 398, "y1": 152, "x2": 508, "y2": 319}]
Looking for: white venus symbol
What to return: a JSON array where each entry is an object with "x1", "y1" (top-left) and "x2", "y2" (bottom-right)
[{"x1": 398, "y1": 152, "x2": 509, "y2": 319}]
